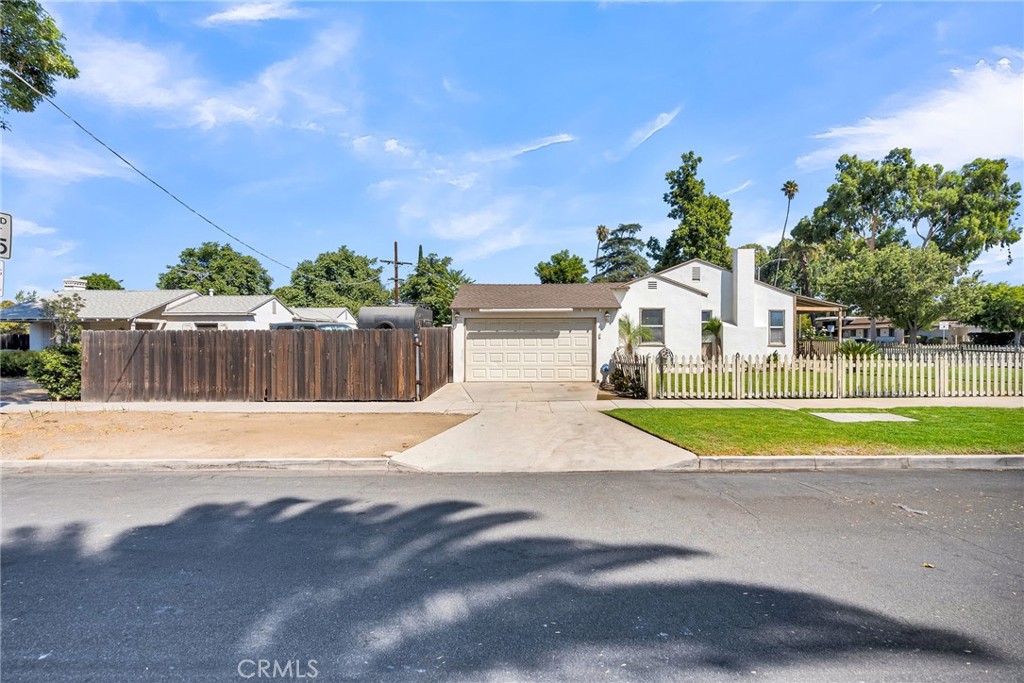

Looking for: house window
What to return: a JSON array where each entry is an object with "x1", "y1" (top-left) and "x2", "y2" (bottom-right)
[
  {"x1": 768, "y1": 310, "x2": 786, "y2": 346},
  {"x1": 640, "y1": 309, "x2": 665, "y2": 344},
  {"x1": 692, "y1": 266, "x2": 701, "y2": 281},
  {"x1": 701, "y1": 310, "x2": 712, "y2": 323}
]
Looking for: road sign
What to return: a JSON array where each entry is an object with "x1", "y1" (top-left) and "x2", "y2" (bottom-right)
[
  {"x1": 0, "y1": 212, "x2": 10, "y2": 259},
  {"x1": 0, "y1": 261, "x2": 5, "y2": 298}
]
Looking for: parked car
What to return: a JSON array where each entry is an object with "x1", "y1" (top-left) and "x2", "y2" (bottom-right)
[{"x1": 270, "y1": 322, "x2": 355, "y2": 331}]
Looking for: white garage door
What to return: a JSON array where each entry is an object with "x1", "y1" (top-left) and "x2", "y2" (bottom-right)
[{"x1": 465, "y1": 319, "x2": 593, "y2": 381}]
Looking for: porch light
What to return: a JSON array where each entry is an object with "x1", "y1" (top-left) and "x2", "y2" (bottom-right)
[{"x1": 604, "y1": 311, "x2": 611, "y2": 323}]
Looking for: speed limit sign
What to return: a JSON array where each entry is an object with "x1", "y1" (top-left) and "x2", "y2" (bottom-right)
[{"x1": 0, "y1": 213, "x2": 10, "y2": 260}]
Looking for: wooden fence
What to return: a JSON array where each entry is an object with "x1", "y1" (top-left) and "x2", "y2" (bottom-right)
[
  {"x1": 81, "y1": 328, "x2": 451, "y2": 402},
  {"x1": 643, "y1": 351, "x2": 1024, "y2": 400}
]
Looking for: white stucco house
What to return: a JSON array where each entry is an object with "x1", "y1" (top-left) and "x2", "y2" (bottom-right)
[
  {"x1": 160, "y1": 295, "x2": 296, "y2": 330},
  {"x1": 0, "y1": 279, "x2": 298, "y2": 349},
  {"x1": 450, "y1": 248, "x2": 807, "y2": 383},
  {"x1": 291, "y1": 307, "x2": 357, "y2": 326}
]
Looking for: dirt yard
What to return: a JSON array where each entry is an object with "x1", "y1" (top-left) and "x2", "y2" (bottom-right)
[{"x1": 0, "y1": 412, "x2": 469, "y2": 461}]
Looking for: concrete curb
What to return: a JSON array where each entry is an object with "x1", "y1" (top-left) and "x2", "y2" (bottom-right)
[
  {"x1": 0, "y1": 458, "x2": 397, "y2": 474},
  {"x1": 3, "y1": 455, "x2": 1022, "y2": 475},
  {"x1": 695, "y1": 455, "x2": 1024, "y2": 472}
]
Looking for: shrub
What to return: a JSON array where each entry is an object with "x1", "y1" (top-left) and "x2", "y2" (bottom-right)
[
  {"x1": 27, "y1": 344, "x2": 81, "y2": 400},
  {"x1": 838, "y1": 340, "x2": 879, "y2": 357},
  {"x1": 0, "y1": 350, "x2": 39, "y2": 377}
]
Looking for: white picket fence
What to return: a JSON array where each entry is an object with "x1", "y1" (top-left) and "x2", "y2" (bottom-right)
[{"x1": 644, "y1": 351, "x2": 1024, "y2": 400}]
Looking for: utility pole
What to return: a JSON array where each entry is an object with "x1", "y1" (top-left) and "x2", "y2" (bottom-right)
[{"x1": 381, "y1": 241, "x2": 412, "y2": 305}]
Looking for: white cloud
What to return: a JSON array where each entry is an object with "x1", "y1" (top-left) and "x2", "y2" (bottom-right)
[
  {"x1": 723, "y1": 180, "x2": 753, "y2": 196},
  {"x1": 466, "y1": 133, "x2": 575, "y2": 164},
  {"x1": 627, "y1": 106, "x2": 682, "y2": 151},
  {"x1": 430, "y1": 204, "x2": 517, "y2": 240},
  {"x1": 66, "y1": 25, "x2": 358, "y2": 131},
  {"x1": 441, "y1": 77, "x2": 479, "y2": 103},
  {"x1": 201, "y1": 2, "x2": 308, "y2": 27},
  {"x1": 798, "y1": 58, "x2": 1024, "y2": 169},
  {"x1": 11, "y1": 219, "x2": 57, "y2": 236},
  {"x1": 64, "y1": 38, "x2": 203, "y2": 110},
  {"x1": 970, "y1": 241, "x2": 1024, "y2": 285},
  {"x1": 384, "y1": 139, "x2": 413, "y2": 157},
  {"x1": 454, "y1": 228, "x2": 529, "y2": 262},
  {"x1": 3, "y1": 142, "x2": 127, "y2": 182}
]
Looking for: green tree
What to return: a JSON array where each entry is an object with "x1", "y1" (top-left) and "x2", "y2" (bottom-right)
[
  {"x1": 594, "y1": 225, "x2": 609, "y2": 280},
  {"x1": 821, "y1": 245, "x2": 891, "y2": 341},
  {"x1": 157, "y1": 242, "x2": 272, "y2": 295},
  {"x1": 535, "y1": 250, "x2": 588, "y2": 284},
  {"x1": 825, "y1": 245, "x2": 963, "y2": 345},
  {"x1": 0, "y1": 299, "x2": 28, "y2": 334},
  {"x1": 273, "y1": 246, "x2": 389, "y2": 313},
  {"x1": 909, "y1": 158, "x2": 1021, "y2": 267},
  {"x1": 81, "y1": 273, "x2": 123, "y2": 290},
  {"x1": 773, "y1": 181, "x2": 799, "y2": 287},
  {"x1": 701, "y1": 316, "x2": 723, "y2": 359},
  {"x1": 800, "y1": 148, "x2": 1021, "y2": 269},
  {"x1": 1, "y1": 0, "x2": 79, "y2": 130},
  {"x1": 400, "y1": 252, "x2": 473, "y2": 325},
  {"x1": 617, "y1": 314, "x2": 652, "y2": 356},
  {"x1": 653, "y1": 151, "x2": 733, "y2": 270},
  {"x1": 592, "y1": 223, "x2": 650, "y2": 282},
  {"x1": 41, "y1": 292, "x2": 84, "y2": 345},
  {"x1": 798, "y1": 148, "x2": 914, "y2": 252},
  {"x1": 968, "y1": 283, "x2": 1024, "y2": 347}
]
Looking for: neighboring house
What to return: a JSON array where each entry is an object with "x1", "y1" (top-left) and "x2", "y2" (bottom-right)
[
  {"x1": 816, "y1": 317, "x2": 905, "y2": 343},
  {"x1": 450, "y1": 248, "x2": 806, "y2": 383},
  {"x1": 161, "y1": 295, "x2": 295, "y2": 330},
  {"x1": 0, "y1": 280, "x2": 298, "y2": 349},
  {"x1": 291, "y1": 307, "x2": 357, "y2": 326},
  {"x1": 0, "y1": 279, "x2": 200, "y2": 350}
]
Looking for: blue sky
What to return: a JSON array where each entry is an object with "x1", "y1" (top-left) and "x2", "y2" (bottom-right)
[{"x1": 3, "y1": 1, "x2": 1022, "y2": 296}]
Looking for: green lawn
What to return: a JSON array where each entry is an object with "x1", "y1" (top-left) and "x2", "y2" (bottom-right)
[{"x1": 606, "y1": 407, "x2": 1024, "y2": 456}]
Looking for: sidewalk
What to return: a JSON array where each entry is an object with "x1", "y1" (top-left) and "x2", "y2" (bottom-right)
[{"x1": 3, "y1": 382, "x2": 1021, "y2": 474}]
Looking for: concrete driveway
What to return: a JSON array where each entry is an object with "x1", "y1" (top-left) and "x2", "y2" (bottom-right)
[
  {"x1": 458, "y1": 381, "x2": 599, "y2": 402},
  {"x1": 391, "y1": 409, "x2": 697, "y2": 473}
]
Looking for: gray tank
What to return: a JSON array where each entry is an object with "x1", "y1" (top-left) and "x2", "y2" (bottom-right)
[{"x1": 357, "y1": 305, "x2": 433, "y2": 329}]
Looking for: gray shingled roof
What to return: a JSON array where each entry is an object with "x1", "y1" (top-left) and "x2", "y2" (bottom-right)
[
  {"x1": 451, "y1": 284, "x2": 620, "y2": 310},
  {"x1": 292, "y1": 307, "x2": 352, "y2": 322},
  {"x1": 163, "y1": 295, "x2": 282, "y2": 315},
  {"x1": 0, "y1": 290, "x2": 198, "y2": 321}
]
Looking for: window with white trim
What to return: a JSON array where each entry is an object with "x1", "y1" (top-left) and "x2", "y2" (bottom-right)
[
  {"x1": 701, "y1": 310, "x2": 712, "y2": 323},
  {"x1": 768, "y1": 310, "x2": 786, "y2": 346},
  {"x1": 640, "y1": 308, "x2": 665, "y2": 344}
]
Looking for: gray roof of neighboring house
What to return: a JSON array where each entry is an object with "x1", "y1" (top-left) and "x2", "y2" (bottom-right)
[
  {"x1": 451, "y1": 284, "x2": 621, "y2": 310},
  {"x1": 163, "y1": 295, "x2": 282, "y2": 315},
  {"x1": 292, "y1": 307, "x2": 352, "y2": 322},
  {"x1": 0, "y1": 290, "x2": 198, "y2": 322}
]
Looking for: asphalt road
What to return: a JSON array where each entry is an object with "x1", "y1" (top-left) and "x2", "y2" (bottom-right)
[{"x1": 2, "y1": 471, "x2": 1022, "y2": 682}]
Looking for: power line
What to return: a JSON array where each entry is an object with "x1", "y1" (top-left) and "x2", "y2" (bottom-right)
[{"x1": 2, "y1": 65, "x2": 392, "y2": 293}]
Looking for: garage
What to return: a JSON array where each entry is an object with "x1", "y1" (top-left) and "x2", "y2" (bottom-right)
[{"x1": 465, "y1": 319, "x2": 593, "y2": 381}]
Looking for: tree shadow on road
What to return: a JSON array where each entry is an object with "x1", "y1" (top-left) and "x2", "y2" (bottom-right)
[{"x1": 1, "y1": 497, "x2": 1004, "y2": 681}]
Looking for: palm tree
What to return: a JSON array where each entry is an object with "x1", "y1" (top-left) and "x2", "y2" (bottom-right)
[
  {"x1": 594, "y1": 224, "x2": 609, "y2": 280},
  {"x1": 774, "y1": 181, "x2": 799, "y2": 287},
  {"x1": 617, "y1": 314, "x2": 652, "y2": 356},
  {"x1": 702, "y1": 316, "x2": 723, "y2": 359}
]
